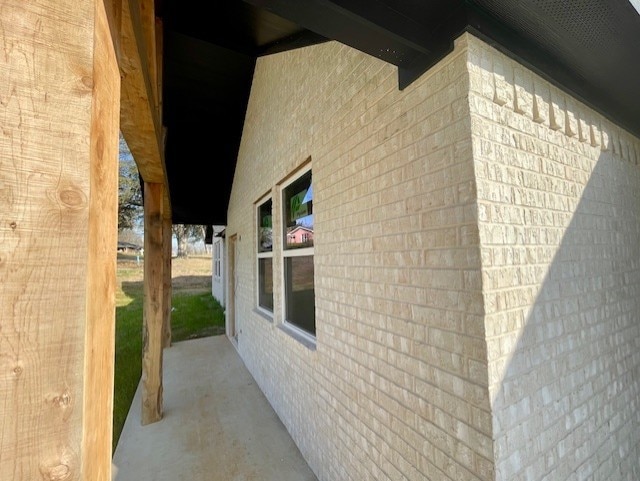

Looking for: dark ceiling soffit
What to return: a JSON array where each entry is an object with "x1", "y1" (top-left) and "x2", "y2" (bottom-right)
[
  {"x1": 464, "y1": 2, "x2": 640, "y2": 140},
  {"x1": 398, "y1": 3, "x2": 468, "y2": 90},
  {"x1": 397, "y1": 47, "x2": 452, "y2": 90},
  {"x1": 244, "y1": 0, "x2": 461, "y2": 89},
  {"x1": 243, "y1": 0, "x2": 640, "y2": 139},
  {"x1": 258, "y1": 30, "x2": 330, "y2": 56}
]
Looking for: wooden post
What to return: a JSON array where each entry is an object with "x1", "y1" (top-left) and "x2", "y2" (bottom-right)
[
  {"x1": 142, "y1": 182, "x2": 164, "y2": 424},
  {"x1": 0, "y1": 0, "x2": 119, "y2": 479},
  {"x1": 83, "y1": 0, "x2": 121, "y2": 476},
  {"x1": 162, "y1": 216, "x2": 173, "y2": 348}
]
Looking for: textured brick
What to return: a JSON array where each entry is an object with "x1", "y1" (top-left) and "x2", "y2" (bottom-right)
[
  {"x1": 227, "y1": 35, "x2": 492, "y2": 481},
  {"x1": 226, "y1": 31, "x2": 640, "y2": 481},
  {"x1": 467, "y1": 35, "x2": 640, "y2": 481}
]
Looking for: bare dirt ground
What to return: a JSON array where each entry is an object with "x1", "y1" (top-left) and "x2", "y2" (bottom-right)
[
  {"x1": 168, "y1": 255, "x2": 213, "y2": 292},
  {"x1": 117, "y1": 253, "x2": 213, "y2": 297}
]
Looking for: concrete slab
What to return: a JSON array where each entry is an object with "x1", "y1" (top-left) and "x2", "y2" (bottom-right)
[{"x1": 113, "y1": 336, "x2": 318, "y2": 481}]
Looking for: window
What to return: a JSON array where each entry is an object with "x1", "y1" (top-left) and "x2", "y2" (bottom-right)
[
  {"x1": 257, "y1": 197, "x2": 273, "y2": 312},
  {"x1": 214, "y1": 241, "x2": 221, "y2": 280},
  {"x1": 282, "y1": 169, "x2": 315, "y2": 336}
]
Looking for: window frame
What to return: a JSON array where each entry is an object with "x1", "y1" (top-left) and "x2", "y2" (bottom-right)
[
  {"x1": 256, "y1": 194, "x2": 274, "y2": 316},
  {"x1": 280, "y1": 167, "x2": 315, "y2": 342},
  {"x1": 213, "y1": 240, "x2": 221, "y2": 280}
]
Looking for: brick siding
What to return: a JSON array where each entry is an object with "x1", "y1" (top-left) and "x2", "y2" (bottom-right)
[
  {"x1": 468, "y1": 36, "x2": 640, "y2": 481},
  {"x1": 227, "y1": 35, "x2": 493, "y2": 481},
  {"x1": 225, "y1": 31, "x2": 640, "y2": 481}
]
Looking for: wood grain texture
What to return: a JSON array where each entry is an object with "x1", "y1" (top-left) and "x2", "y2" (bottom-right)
[
  {"x1": 105, "y1": 0, "x2": 123, "y2": 64},
  {"x1": 140, "y1": 0, "x2": 158, "y2": 114},
  {"x1": 81, "y1": 0, "x2": 120, "y2": 479},
  {"x1": 119, "y1": 0, "x2": 165, "y2": 184},
  {"x1": 142, "y1": 182, "x2": 164, "y2": 425},
  {"x1": 0, "y1": 0, "x2": 116, "y2": 478}
]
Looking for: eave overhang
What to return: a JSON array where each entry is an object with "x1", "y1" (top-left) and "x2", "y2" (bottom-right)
[{"x1": 159, "y1": 0, "x2": 640, "y2": 225}]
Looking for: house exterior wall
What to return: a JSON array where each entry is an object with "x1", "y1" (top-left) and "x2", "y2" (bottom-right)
[
  {"x1": 226, "y1": 31, "x2": 640, "y2": 481},
  {"x1": 467, "y1": 37, "x2": 640, "y2": 480},
  {"x1": 226, "y1": 35, "x2": 493, "y2": 481}
]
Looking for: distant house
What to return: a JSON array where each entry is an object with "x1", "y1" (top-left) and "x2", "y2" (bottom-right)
[
  {"x1": 117, "y1": 241, "x2": 143, "y2": 254},
  {"x1": 286, "y1": 225, "x2": 313, "y2": 246}
]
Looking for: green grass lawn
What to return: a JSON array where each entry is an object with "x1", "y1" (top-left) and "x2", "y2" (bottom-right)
[{"x1": 113, "y1": 281, "x2": 224, "y2": 452}]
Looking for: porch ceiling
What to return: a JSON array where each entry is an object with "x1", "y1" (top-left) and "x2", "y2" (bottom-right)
[{"x1": 157, "y1": 0, "x2": 640, "y2": 226}]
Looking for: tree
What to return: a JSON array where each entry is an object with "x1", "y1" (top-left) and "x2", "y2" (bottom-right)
[
  {"x1": 120, "y1": 133, "x2": 208, "y2": 255},
  {"x1": 118, "y1": 228, "x2": 142, "y2": 246},
  {"x1": 118, "y1": 134, "x2": 143, "y2": 231},
  {"x1": 172, "y1": 224, "x2": 206, "y2": 257}
]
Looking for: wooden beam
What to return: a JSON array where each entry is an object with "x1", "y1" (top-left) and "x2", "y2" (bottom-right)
[
  {"x1": 0, "y1": 1, "x2": 119, "y2": 479},
  {"x1": 142, "y1": 182, "x2": 164, "y2": 425},
  {"x1": 105, "y1": 0, "x2": 123, "y2": 63},
  {"x1": 140, "y1": 0, "x2": 158, "y2": 111},
  {"x1": 82, "y1": 0, "x2": 121, "y2": 477},
  {"x1": 162, "y1": 216, "x2": 173, "y2": 348},
  {"x1": 119, "y1": 0, "x2": 165, "y2": 184}
]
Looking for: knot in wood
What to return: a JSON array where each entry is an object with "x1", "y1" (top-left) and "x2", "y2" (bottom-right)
[
  {"x1": 42, "y1": 463, "x2": 71, "y2": 481},
  {"x1": 58, "y1": 188, "x2": 86, "y2": 210},
  {"x1": 54, "y1": 391, "x2": 71, "y2": 408},
  {"x1": 81, "y1": 76, "x2": 94, "y2": 90}
]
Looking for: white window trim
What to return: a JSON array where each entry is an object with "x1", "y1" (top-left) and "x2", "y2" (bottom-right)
[
  {"x1": 213, "y1": 241, "x2": 221, "y2": 280},
  {"x1": 256, "y1": 194, "x2": 274, "y2": 317},
  {"x1": 280, "y1": 166, "x2": 315, "y2": 339},
  {"x1": 283, "y1": 246, "x2": 313, "y2": 257},
  {"x1": 278, "y1": 320, "x2": 317, "y2": 349}
]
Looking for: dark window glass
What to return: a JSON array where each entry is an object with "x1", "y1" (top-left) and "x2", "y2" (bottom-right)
[
  {"x1": 258, "y1": 257, "x2": 273, "y2": 311},
  {"x1": 284, "y1": 255, "x2": 315, "y2": 335}
]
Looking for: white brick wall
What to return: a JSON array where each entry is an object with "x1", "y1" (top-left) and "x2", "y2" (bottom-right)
[
  {"x1": 225, "y1": 31, "x2": 640, "y2": 481},
  {"x1": 467, "y1": 36, "x2": 640, "y2": 481},
  {"x1": 227, "y1": 36, "x2": 493, "y2": 481}
]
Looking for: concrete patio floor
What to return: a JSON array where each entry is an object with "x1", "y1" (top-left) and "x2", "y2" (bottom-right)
[{"x1": 112, "y1": 335, "x2": 318, "y2": 481}]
